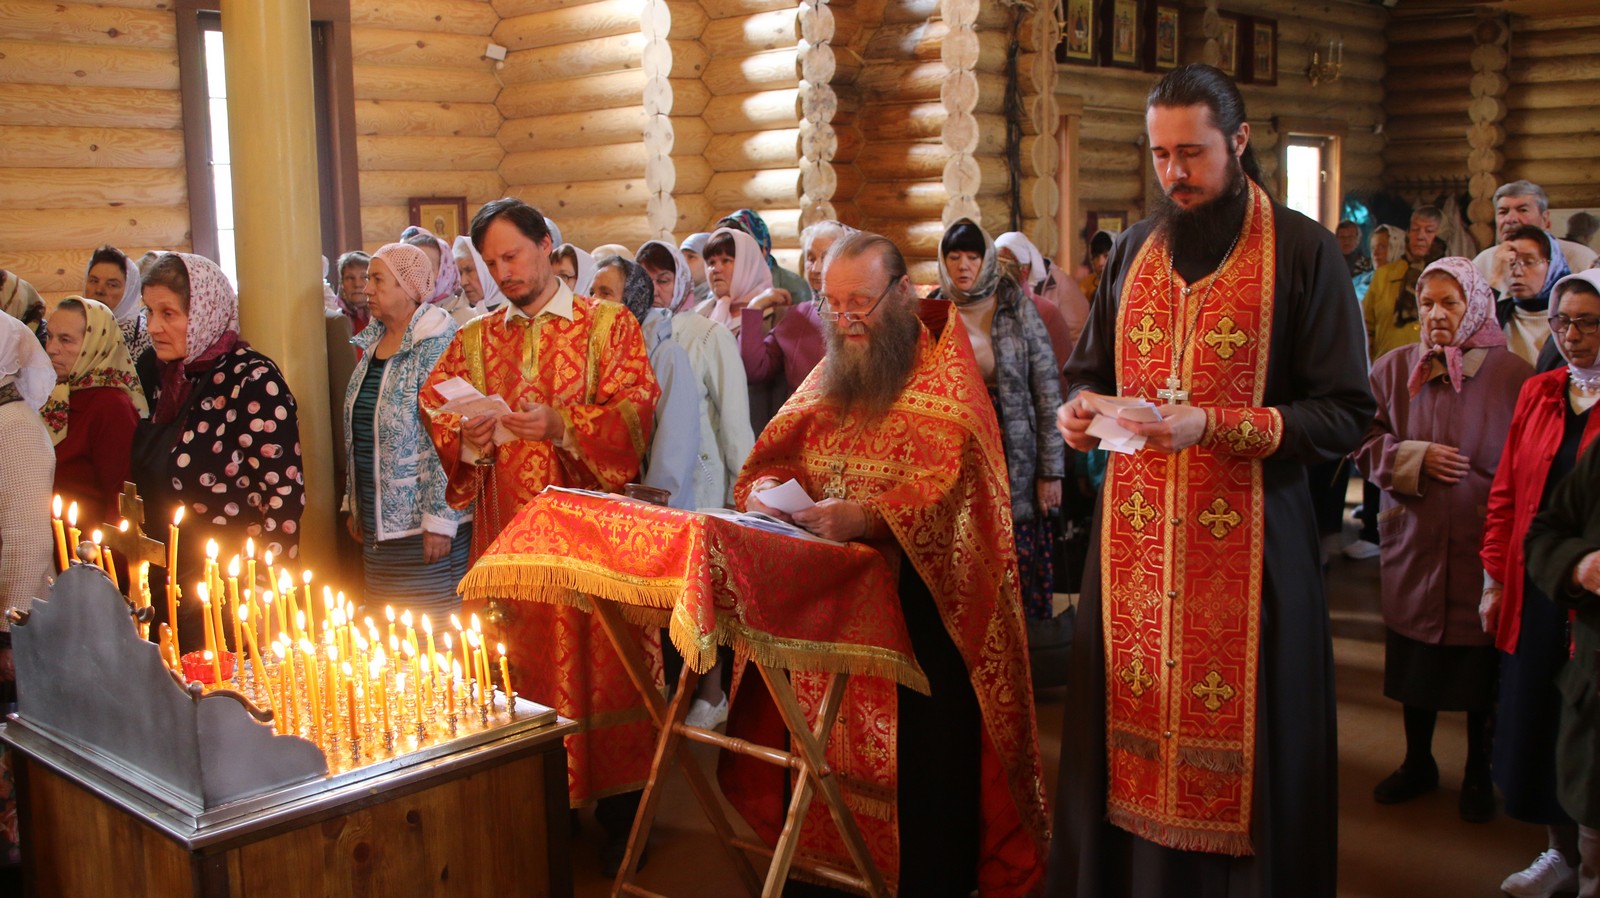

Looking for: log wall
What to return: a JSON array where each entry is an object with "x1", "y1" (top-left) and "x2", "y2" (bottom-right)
[
  {"x1": 354, "y1": 0, "x2": 504, "y2": 252},
  {"x1": 1502, "y1": 13, "x2": 1600, "y2": 210},
  {"x1": 0, "y1": 0, "x2": 187, "y2": 302},
  {"x1": 1058, "y1": 0, "x2": 1388, "y2": 268}
]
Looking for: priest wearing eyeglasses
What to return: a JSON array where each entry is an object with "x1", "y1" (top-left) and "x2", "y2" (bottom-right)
[{"x1": 723, "y1": 230, "x2": 1050, "y2": 897}]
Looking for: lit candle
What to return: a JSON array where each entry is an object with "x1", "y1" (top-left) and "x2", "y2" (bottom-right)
[
  {"x1": 363, "y1": 658, "x2": 377, "y2": 736},
  {"x1": 421, "y1": 615, "x2": 438, "y2": 697},
  {"x1": 405, "y1": 641, "x2": 423, "y2": 730},
  {"x1": 66, "y1": 501, "x2": 80, "y2": 560},
  {"x1": 277, "y1": 639, "x2": 298, "y2": 736},
  {"x1": 376, "y1": 648, "x2": 391, "y2": 736},
  {"x1": 447, "y1": 659, "x2": 458, "y2": 717},
  {"x1": 51, "y1": 496, "x2": 68, "y2": 571},
  {"x1": 227, "y1": 555, "x2": 242, "y2": 655},
  {"x1": 324, "y1": 643, "x2": 339, "y2": 748},
  {"x1": 400, "y1": 609, "x2": 416, "y2": 656},
  {"x1": 343, "y1": 661, "x2": 358, "y2": 744},
  {"x1": 499, "y1": 643, "x2": 514, "y2": 710},
  {"x1": 245, "y1": 536, "x2": 257, "y2": 589},
  {"x1": 167, "y1": 507, "x2": 183, "y2": 652},
  {"x1": 385, "y1": 605, "x2": 396, "y2": 646},
  {"x1": 301, "y1": 571, "x2": 314, "y2": 641},
  {"x1": 301, "y1": 638, "x2": 322, "y2": 747},
  {"x1": 240, "y1": 606, "x2": 270, "y2": 701},
  {"x1": 420, "y1": 652, "x2": 435, "y2": 715},
  {"x1": 198, "y1": 583, "x2": 221, "y2": 684},
  {"x1": 205, "y1": 541, "x2": 223, "y2": 650}
]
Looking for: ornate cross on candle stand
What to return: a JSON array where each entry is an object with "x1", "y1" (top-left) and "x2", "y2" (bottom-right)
[{"x1": 101, "y1": 481, "x2": 168, "y2": 569}]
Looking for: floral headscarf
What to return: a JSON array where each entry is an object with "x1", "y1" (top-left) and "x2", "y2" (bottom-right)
[
  {"x1": 937, "y1": 218, "x2": 1002, "y2": 306},
  {"x1": 84, "y1": 251, "x2": 144, "y2": 328},
  {"x1": 399, "y1": 226, "x2": 461, "y2": 306},
  {"x1": 452, "y1": 234, "x2": 505, "y2": 311},
  {"x1": 152, "y1": 253, "x2": 243, "y2": 424},
  {"x1": 637, "y1": 239, "x2": 693, "y2": 313},
  {"x1": 0, "y1": 271, "x2": 45, "y2": 325},
  {"x1": 1407, "y1": 256, "x2": 1507, "y2": 398},
  {"x1": 722, "y1": 209, "x2": 773, "y2": 259},
  {"x1": 39, "y1": 297, "x2": 149, "y2": 444},
  {"x1": 0, "y1": 312, "x2": 54, "y2": 411}
]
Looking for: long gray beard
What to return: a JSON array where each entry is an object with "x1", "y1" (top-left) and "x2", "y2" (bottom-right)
[{"x1": 819, "y1": 299, "x2": 921, "y2": 419}]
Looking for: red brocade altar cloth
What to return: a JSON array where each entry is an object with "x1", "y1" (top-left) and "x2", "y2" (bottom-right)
[{"x1": 457, "y1": 487, "x2": 929, "y2": 694}]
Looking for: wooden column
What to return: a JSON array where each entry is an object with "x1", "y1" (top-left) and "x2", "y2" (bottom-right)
[
  {"x1": 1467, "y1": 13, "x2": 1510, "y2": 249},
  {"x1": 220, "y1": 0, "x2": 335, "y2": 574}
]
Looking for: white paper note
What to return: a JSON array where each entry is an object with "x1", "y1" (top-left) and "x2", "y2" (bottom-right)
[
  {"x1": 751, "y1": 478, "x2": 817, "y2": 514},
  {"x1": 432, "y1": 376, "x2": 517, "y2": 445}
]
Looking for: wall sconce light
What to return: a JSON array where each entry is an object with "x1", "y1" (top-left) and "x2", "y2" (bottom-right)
[{"x1": 1307, "y1": 33, "x2": 1343, "y2": 86}]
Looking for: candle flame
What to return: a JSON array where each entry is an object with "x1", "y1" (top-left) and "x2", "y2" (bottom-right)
[
  {"x1": 239, "y1": 605, "x2": 250, "y2": 622},
  {"x1": 369, "y1": 658, "x2": 382, "y2": 676},
  {"x1": 302, "y1": 570, "x2": 311, "y2": 585},
  {"x1": 172, "y1": 506, "x2": 184, "y2": 526},
  {"x1": 300, "y1": 638, "x2": 314, "y2": 655},
  {"x1": 197, "y1": 582, "x2": 209, "y2": 603},
  {"x1": 374, "y1": 645, "x2": 386, "y2": 665},
  {"x1": 228, "y1": 555, "x2": 240, "y2": 577},
  {"x1": 52, "y1": 495, "x2": 62, "y2": 517},
  {"x1": 119, "y1": 519, "x2": 130, "y2": 533},
  {"x1": 296, "y1": 610, "x2": 306, "y2": 629},
  {"x1": 443, "y1": 632, "x2": 453, "y2": 650},
  {"x1": 245, "y1": 537, "x2": 255, "y2": 559},
  {"x1": 389, "y1": 634, "x2": 400, "y2": 652},
  {"x1": 400, "y1": 609, "x2": 413, "y2": 627},
  {"x1": 68, "y1": 501, "x2": 78, "y2": 527},
  {"x1": 203, "y1": 650, "x2": 213, "y2": 661},
  {"x1": 450, "y1": 613, "x2": 463, "y2": 631},
  {"x1": 205, "y1": 539, "x2": 218, "y2": 561},
  {"x1": 421, "y1": 614, "x2": 433, "y2": 634},
  {"x1": 332, "y1": 608, "x2": 346, "y2": 628},
  {"x1": 278, "y1": 571, "x2": 293, "y2": 592},
  {"x1": 272, "y1": 642, "x2": 286, "y2": 660},
  {"x1": 322, "y1": 586, "x2": 334, "y2": 608},
  {"x1": 403, "y1": 640, "x2": 416, "y2": 658},
  {"x1": 453, "y1": 659, "x2": 462, "y2": 677},
  {"x1": 342, "y1": 661, "x2": 353, "y2": 677},
  {"x1": 263, "y1": 590, "x2": 274, "y2": 606},
  {"x1": 328, "y1": 643, "x2": 338, "y2": 662},
  {"x1": 91, "y1": 529, "x2": 103, "y2": 545},
  {"x1": 263, "y1": 548, "x2": 273, "y2": 567},
  {"x1": 498, "y1": 642, "x2": 507, "y2": 656},
  {"x1": 470, "y1": 612, "x2": 481, "y2": 632},
  {"x1": 385, "y1": 605, "x2": 395, "y2": 623}
]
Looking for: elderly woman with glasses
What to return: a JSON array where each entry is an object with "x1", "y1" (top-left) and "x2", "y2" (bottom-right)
[
  {"x1": 1480, "y1": 269, "x2": 1600, "y2": 895},
  {"x1": 1357, "y1": 257, "x2": 1532, "y2": 823},
  {"x1": 1497, "y1": 224, "x2": 1572, "y2": 369},
  {"x1": 934, "y1": 218, "x2": 1064, "y2": 623}
]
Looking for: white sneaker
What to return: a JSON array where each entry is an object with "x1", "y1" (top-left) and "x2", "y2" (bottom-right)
[
  {"x1": 685, "y1": 695, "x2": 729, "y2": 730},
  {"x1": 1342, "y1": 539, "x2": 1381, "y2": 561},
  {"x1": 1501, "y1": 849, "x2": 1578, "y2": 898}
]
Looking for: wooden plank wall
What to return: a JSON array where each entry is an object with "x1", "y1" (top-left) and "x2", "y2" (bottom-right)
[
  {"x1": 1060, "y1": 0, "x2": 1387, "y2": 263},
  {"x1": 353, "y1": 0, "x2": 504, "y2": 253},
  {"x1": 1503, "y1": 12, "x2": 1600, "y2": 210},
  {"x1": 0, "y1": 0, "x2": 189, "y2": 304},
  {"x1": 1383, "y1": 13, "x2": 1475, "y2": 191}
]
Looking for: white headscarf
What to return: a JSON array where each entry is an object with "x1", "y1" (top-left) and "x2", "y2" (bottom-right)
[
  {"x1": 453, "y1": 234, "x2": 505, "y2": 312},
  {"x1": 84, "y1": 252, "x2": 144, "y2": 328},
  {"x1": 560, "y1": 244, "x2": 597, "y2": 296},
  {"x1": 1553, "y1": 269, "x2": 1600, "y2": 389},
  {"x1": 637, "y1": 239, "x2": 694, "y2": 313},
  {"x1": 710, "y1": 228, "x2": 772, "y2": 306},
  {"x1": 0, "y1": 312, "x2": 55, "y2": 410},
  {"x1": 995, "y1": 231, "x2": 1047, "y2": 289}
]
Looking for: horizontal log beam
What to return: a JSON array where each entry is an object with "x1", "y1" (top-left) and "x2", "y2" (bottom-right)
[
  {"x1": 704, "y1": 169, "x2": 801, "y2": 212},
  {"x1": 1503, "y1": 106, "x2": 1600, "y2": 136},
  {"x1": 0, "y1": 39, "x2": 177, "y2": 91},
  {"x1": 493, "y1": 0, "x2": 640, "y2": 51},
  {"x1": 0, "y1": 83, "x2": 180, "y2": 129},
  {"x1": 499, "y1": 107, "x2": 647, "y2": 152},
  {"x1": 857, "y1": 62, "x2": 1006, "y2": 113},
  {"x1": 351, "y1": 0, "x2": 499, "y2": 34},
  {"x1": 351, "y1": 27, "x2": 495, "y2": 69},
  {"x1": 699, "y1": 0, "x2": 795, "y2": 19},
  {"x1": 498, "y1": 32, "x2": 644, "y2": 84},
  {"x1": 507, "y1": 177, "x2": 649, "y2": 219},
  {"x1": 1501, "y1": 134, "x2": 1598, "y2": 162},
  {"x1": 1508, "y1": 55, "x2": 1600, "y2": 86},
  {"x1": 0, "y1": 167, "x2": 186, "y2": 209},
  {"x1": 361, "y1": 205, "x2": 409, "y2": 245},
  {"x1": 704, "y1": 129, "x2": 800, "y2": 172},
  {"x1": 550, "y1": 213, "x2": 658, "y2": 251},
  {"x1": 1, "y1": 246, "x2": 172, "y2": 294},
  {"x1": 0, "y1": 125, "x2": 184, "y2": 169},
  {"x1": 356, "y1": 135, "x2": 502, "y2": 172},
  {"x1": 354, "y1": 99, "x2": 501, "y2": 137},
  {"x1": 359, "y1": 170, "x2": 505, "y2": 206},
  {"x1": 1502, "y1": 159, "x2": 1600, "y2": 187},
  {"x1": 703, "y1": 49, "x2": 800, "y2": 97},
  {"x1": 703, "y1": 89, "x2": 799, "y2": 133},
  {"x1": 502, "y1": 142, "x2": 647, "y2": 184},
  {"x1": 1505, "y1": 81, "x2": 1596, "y2": 110},
  {"x1": 498, "y1": 70, "x2": 646, "y2": 118},
  {"x1": 0, "y1": 0, "x2": 174, "y2": 49},
  {"x1": 353, "y1": 63, "x2": 501, "y2": 102},
  {"x1": 0, "y1": 206, "x2": 190, "y2": 253},
  {"x1": 702, "y1": 9, "x2": 798, "y2": 56}
]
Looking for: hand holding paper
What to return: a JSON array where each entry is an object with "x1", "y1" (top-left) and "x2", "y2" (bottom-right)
[
  {"x1": 1083, "y1": 396, "x2": 1163, "y2": 455},
  {"x1": 433, "y1": 376, "x2": 517, "y2": 446}
]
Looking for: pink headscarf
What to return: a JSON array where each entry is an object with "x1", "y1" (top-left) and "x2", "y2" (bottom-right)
[
  {"x1": 400, "y1": 226, "x2": 461, "y2": 306},
  {"x1": 709, "y1": 227, "x2": 771, "y2": 305},
  {"x1": 153, "y1": 253, "x2": 244, "y2": 423},
  {"x1": 1406, "y1": 256, "x2": 1506, "y2": 398}
]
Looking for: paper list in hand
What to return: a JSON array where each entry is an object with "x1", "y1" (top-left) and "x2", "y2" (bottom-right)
[
  {"x1": 432, "y1": 376, "x2": 517, "y2": 445},
  {"x1": 1085, "y1": 396, "x2": 1163, "y2": 455},
  {"x1": 750, "y1": 478, "x2": 816, "y2": 514}
]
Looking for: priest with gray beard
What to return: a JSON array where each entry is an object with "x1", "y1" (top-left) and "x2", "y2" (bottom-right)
[
  {"x1": 723, "y1": 232, "x2": 1051, "y2": 897},
  {"x1": 1049, "y1": 64, "x2": 1374, "y2": 897}
]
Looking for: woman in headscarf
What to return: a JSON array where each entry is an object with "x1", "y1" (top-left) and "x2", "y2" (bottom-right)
[
  {"x1": 551, "y1": 243, "x2": 597, "y2": 296},
  {"x1": 1356, "y1": 257, "x2": 1532, "y2": 823},
  {"x1": 718, "y1": 208, "x2": 811, "y2": 304},
  {"x1": 695, "y1": 228, "x2": 772, "y2": 338},
  {"x1": 130, "y1": 253, "x2": 304, "y2": 652},
  {"x1": 1356, "y1": 224, "x2": 1406, "y2": 301},
  {"x1": 735, "y1": 221, "x2": 842, "y2": 392},
  {"x1": 679, "y1": 232, "x2": 713, "y2": 304},
  {"x1": 1479, "y1": 269, "x2": 1600, "y2": 895},
  {"x1": 41, "y1": 297, "x2": 148, "y2": 525},
  {"x1": 937, "y1": 219, "x2": 1064, "y2": 622},
  {"x1": 83, "y1": 244, "x2": 150, "y2": 359},
  {"x1": 1498, "y1": 224, "x2": 1573, "y2": 367},
  {"x1": 1078, "y1": 229, "x2": 1114, "y2": 298},
  {"x1": 343, "y1": 243, "x2": 469, "y2": 620},
  {"x1": 997, "y1": 229, "x2": 1091, "y2": 358},
  {"x1": 400, "y1": 226, "x2": 473, "y2": 326},
  {"x1": 0, "y1": 270, "x2": 46, "y2": 335},
  {"x1": 452, "y1": 234, "x2": 504, "y2": 315},
  {"x1": 332, "y1": 251, "x2": 372, "y2": 335}
]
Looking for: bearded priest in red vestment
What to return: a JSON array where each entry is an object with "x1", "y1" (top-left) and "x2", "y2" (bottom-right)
[
  {"x1": 1047, "y1": 66, "x2": 1374, "y2": 898},
  {"x1": 420, "y1": 198, "x2": 661, "y2": 872},
  {"x1": 730, "y1": 231, "x2": 1050, "y2": 898}
]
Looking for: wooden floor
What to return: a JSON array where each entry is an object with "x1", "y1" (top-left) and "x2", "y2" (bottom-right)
[{"x1": 558, "y1": 547, "x2": 1558, "y2": 898}]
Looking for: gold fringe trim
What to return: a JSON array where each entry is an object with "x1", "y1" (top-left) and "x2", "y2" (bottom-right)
[
  {"x1": 460, "y1": 555, "x2": 679, "y2": 610},
  {"x1": 1110, "y1": 728, "x2": 1160, "y2": 761},
  {"x1": 1107, "y1": 806, "x2": 1256, "y2": 857},
  {"x1": 1178, "y1": 746, "x2": 1246, "y2": 774}
]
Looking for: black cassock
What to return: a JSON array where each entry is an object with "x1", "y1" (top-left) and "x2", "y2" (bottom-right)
[{"x1": 1046, "y1": 197, "x2": 1375, "y2": 898}]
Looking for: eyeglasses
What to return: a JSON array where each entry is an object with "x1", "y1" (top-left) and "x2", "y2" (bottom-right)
[
  {"x1": 1508, "y1": 255, "x2": 1549, "y2": 273},
  {"x1": 818, "y1": 278, "x2": 899, "y2": 325},
  {"x1": 1549, "y1": 314, "x2": 1600, "y2": 336}
]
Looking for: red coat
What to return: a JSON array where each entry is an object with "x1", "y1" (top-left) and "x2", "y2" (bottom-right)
[
  {"x1": 1481, "y1": 367, "x2": 1600, "y2": 653},
  {"x1": 53, "y1": 386, "x2": 138, "y2": 524}
]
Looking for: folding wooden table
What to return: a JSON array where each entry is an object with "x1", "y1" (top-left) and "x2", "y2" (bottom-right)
[{"x1": 458, "y1": 488, "x2": 931, "y2": 898}]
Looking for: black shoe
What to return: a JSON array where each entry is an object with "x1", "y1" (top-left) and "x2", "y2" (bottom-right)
[
  {"x1": 600, "y1": 833, "x2": 648, "y2": 878},
  {"x1": 1459, "y1": 771, "x2": 1496, "y2": 823},
  {"x1": 1373, "y1": 762, "x2": 1439, "y2": 804}
]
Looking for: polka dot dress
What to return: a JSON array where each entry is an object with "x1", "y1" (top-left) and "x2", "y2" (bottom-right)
[{"x1": 167, "y1": 346, "x2": 305, "y2": 561}]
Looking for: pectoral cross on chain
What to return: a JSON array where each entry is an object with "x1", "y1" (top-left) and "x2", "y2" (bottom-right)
[{"x1": 1156, "y1": 375, "x2": 1190, "y2": 405}]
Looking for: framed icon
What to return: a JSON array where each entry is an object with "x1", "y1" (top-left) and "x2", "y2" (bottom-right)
[
  {"x1": 1089, "y1": 210, "x2": 1129, "y2": 235},
  {"x1": 1144, "y1": 3, "x2": 1181, "y2": 72},
  {"x1": 1246, "y1": 17, "x2": 1277, "y2": 85},
  {"x1": 1215, "y1": 12, "x2": 1242, "y2": 79},
  {"x1": 1101, "y1": 0, "x2": 1143, "y2": 69},
  {"x1": 1059, "y1": 0, "x2": 1098, "y2": 65},
  {"x1": 408, "y1": 197, "x2": 468, "y2": 244}
]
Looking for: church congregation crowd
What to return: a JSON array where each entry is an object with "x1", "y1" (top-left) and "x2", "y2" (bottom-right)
[{"x1": 2, "y1": 62, "x2": 1600, "y2": 897}]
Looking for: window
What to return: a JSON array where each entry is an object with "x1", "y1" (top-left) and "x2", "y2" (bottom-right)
[
  {"x1": 1274, "y1": 118, "x2": 1346, "y2": 229},
  {"x1": 176, "y1": 1, "x2": 360, "y2": 286}
]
